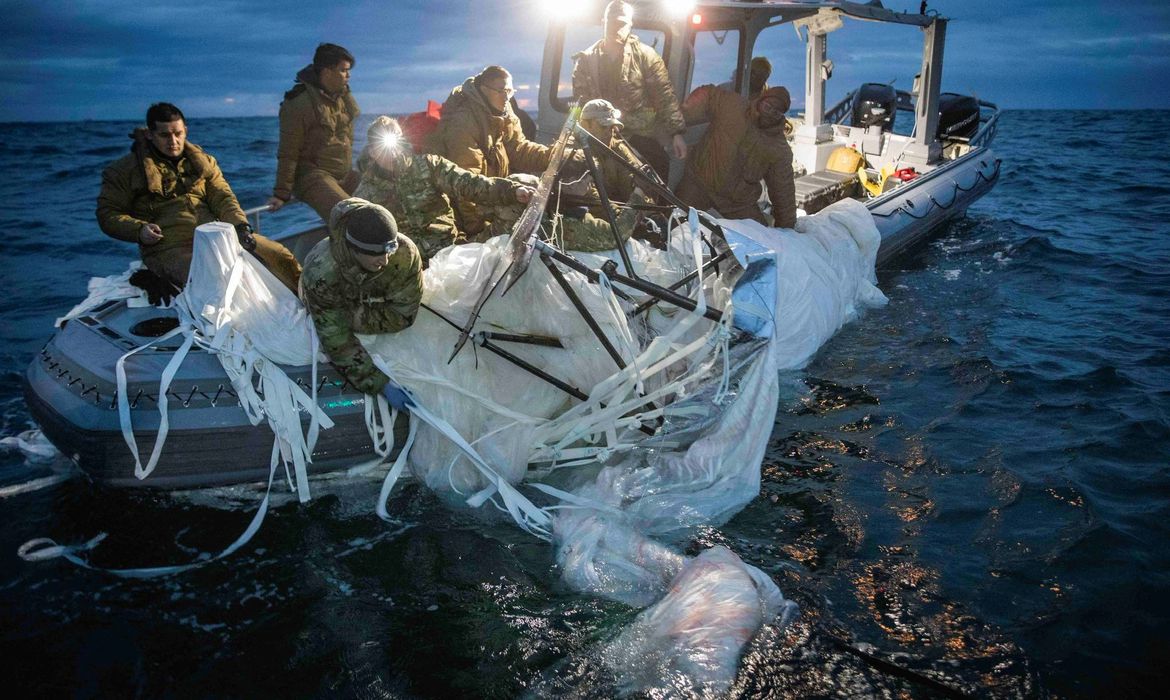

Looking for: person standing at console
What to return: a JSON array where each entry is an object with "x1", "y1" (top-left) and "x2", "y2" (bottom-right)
[
  {"x1": 571, "y1": 1, "x2": 687, "y2": 182},
  {"x1": 267, "y1": 43, "x2": 361, "y2": 221}
]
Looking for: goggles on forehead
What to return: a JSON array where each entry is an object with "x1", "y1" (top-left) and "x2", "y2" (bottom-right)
[{"x1": 345, "y1": 232, "x2": 396, "y2": 254}]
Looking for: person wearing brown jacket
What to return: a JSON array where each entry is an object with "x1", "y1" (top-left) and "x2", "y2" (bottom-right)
[
  {"x1": 266, "y1": 43, "x2": 361, "y2": 221},
  {"x1": 675, "y1": 85, "x2": 797, "y2": 229},
  {"x1": 571, "y1": 1, "x2": 687, "y2": 182},
  {"x1": 97, "y1": 102, "x2": 301, "y2": 291},
  {"x1": 427, "y1": 65, "x2": 552, "y2": 235}
]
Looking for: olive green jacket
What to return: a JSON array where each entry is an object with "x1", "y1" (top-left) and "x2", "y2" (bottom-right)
[
  {"x1": 552, "y1": 190, "x2": 647, "y2": 253},
  {"x1": 679, "y1": 85, "x2": 796, "y2": 228},
  {"x1": 427, "y1": 78, "x2": 552, "y2": 232},
  {"x1": 274, "y1": 65, "x2": 361, "y2": 201},
  {"x1": 563, "y1": 133, "x2": 644, "y2": 216},
  {"x1": 300, "y1": 198, "x2": 424, "y2": 395},
  {"x1": 96, "y1": 131, "x2": 247, "y2": 261},
  {"x1": 571, "y1": 35, "x2": 686, "y2": 141},
  {"x1": 354, "y1": 151, "x2": 521, "y2": 261}
]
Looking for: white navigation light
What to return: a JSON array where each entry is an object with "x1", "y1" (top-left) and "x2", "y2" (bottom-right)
[
  {"x1": 663, "y1": 0, "x2": 696, "y2": 18},
  {"x1": 540, "y1": 0, "x2": 591, "y2": 21}
]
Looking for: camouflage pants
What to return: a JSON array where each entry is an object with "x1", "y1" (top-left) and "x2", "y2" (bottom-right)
[
  {"x1": 144, "y1": 234, "x2": 303, "y2": 293},
  {"x1": 294, "y1": 169, "x2": 360, "y2": 221}
]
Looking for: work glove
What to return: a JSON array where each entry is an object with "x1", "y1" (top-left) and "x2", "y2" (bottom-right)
[
  {"x1": 381, "y1": 381, "x2": 415, "y2": 411},
  {"x1": 234, "y1": 222, "x2": 258, "y2": 253}
]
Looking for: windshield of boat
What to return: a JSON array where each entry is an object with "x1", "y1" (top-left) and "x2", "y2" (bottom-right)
[{"x1": 690, "y1": 27, "x2": 743, "y2": 91}]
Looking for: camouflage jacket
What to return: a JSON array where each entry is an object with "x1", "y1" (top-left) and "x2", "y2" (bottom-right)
[
  {"x1": 553, "y1": 190, "x2": 647, "y2": 253},
  {"x1": 274, "y1": 65, "x2": 361, "y2": 201},
  {"x1": 427, "y1": 77, "x2": 552, "y2": 232},
  {"x1": 679, "y1": 85, "x2": 796, "y2": 228},
  {"x1": 354, "y1": 151, "x2": 521, "y2": 261},
  {"x1": 96, "y1": 131, "x2": 247, "y2": 262},
  {"x1": 300, "y1": 198, "x2": 424, "y2": 395},
  {"x1": 571, "y1": 35, "x2": 686, "y2": 141},
  {"x1": 563, "y1": 133, "x2": 644, "y2": 216}
]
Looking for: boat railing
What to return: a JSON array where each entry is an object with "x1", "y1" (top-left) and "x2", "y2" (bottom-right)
[
  {"x1": 242, "y1": 203, "x2": 277, "y2": 233},
  {"x1": 824, "y1": 90, "x2": 856, "y2": 125},
  {"x1": 968, "y1": 100, "x2": 1000, "y2": 150}
]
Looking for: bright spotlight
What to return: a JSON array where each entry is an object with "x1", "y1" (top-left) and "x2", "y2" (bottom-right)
[
  {"x1": 663, "y1": 0, "x2": 696, "y2": 18},
  {"x1": 539, "y1": 0, "x2": 591, "y2": 22},
  {"x1": 376, "y1": 130, "x2": 400, "y2": 153}
]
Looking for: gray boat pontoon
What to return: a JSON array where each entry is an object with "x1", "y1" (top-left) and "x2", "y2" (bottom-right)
[{"x1": 24, "y1": 0, "x2": 1000, "y2": 489}]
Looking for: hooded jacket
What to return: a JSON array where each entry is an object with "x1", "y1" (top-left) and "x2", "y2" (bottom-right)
[
  {"x1": 274, "y1": 65, "x2": 361, "y2": 201},
  {"x1": 427, "y1": 77, "x2": 552, "y2": 232},
  {"x1": 97, "y1": 130, "x2": 247, "y2": 260},
  {"x1": 300, "y1": 198, "x2": 424, "y2": 395},
  {"x1": 571, "y1": 34, "x2": 686, "y2": 141},
  {"x1": 678, "y1": 84, "x2": 797, "y2": 228},
  {"x1": 354, "y1": 149, "x2": 522, "y2": 261}
]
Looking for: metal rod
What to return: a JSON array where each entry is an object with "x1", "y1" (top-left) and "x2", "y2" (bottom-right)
[
  {"x1": 477, "y1": 337, "x2": 588, "y2": 401},
  {"x1": 536, "y1": 241, "x2": 724, "y2": 323},
  {"x1": 577, "y1": 130, "x2": 638, "y2": 278},
  {"x1": 632, "y1": 249, "x2": 733, "y2": 317},
  {"x1": 479, "y1": 331, "x2": 564, "y2": 348},
  {"x1": 539, "y1": 253, "x2": 627, "y2": 370}
]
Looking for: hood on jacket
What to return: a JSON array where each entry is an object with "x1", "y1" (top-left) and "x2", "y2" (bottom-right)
[
  {"x1": 444, "y1": 77, "x2": 513, "y2": 121},
  {"x1": 747, "y1": 86, "x2": 791, "y2": 134},
  {"x1": 129, "y1": 127, "x2": 207, "y2": 195}
]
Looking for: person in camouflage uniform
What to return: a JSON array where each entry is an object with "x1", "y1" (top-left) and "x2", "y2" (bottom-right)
[
  {"x1": 97, "y1": 102, "x2": 301, "y2": 291},
  {"x1": 300, "y1": 198, "x2": 423, "y2": 396},
  {"x1": 561, "y1": 98, "x2": 645, "y2": 218},
  {"x1": 571, "y1": 1, "x2": 687, "y2": 181},
  {"x1": 266, "y1": 43, "x2": 361, "y2": 221},
  {"x1": 355, "y1": 116, "x2": 534, "y2": 261}
]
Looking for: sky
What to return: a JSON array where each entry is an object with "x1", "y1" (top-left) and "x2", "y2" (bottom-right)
[{"x1": 1, "y1": 0, "x2": 1168, "y2": 123}]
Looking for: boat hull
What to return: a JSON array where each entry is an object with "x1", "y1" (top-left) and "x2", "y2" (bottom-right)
[{"x1": 23, "y1": 298, "x2": 405, "y2": 489}]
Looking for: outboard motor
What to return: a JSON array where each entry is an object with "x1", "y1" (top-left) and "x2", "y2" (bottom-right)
[
  {"x1": 936, "y1": 93, "x2": 980, "y2": 140},
  {"x1": 851, "y1": 83, "x2": 896, "y2": 131}
]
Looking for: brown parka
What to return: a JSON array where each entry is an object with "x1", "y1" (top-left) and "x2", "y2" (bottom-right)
[
  {"x1": 96, "y1": 131, "x2": 302, "y2": 289},
  {"x1": 675, "y1": 85, "x2": 797, "y2": 228},
  {"x1": 571, "y1": 34, "x2": 686, "y2": 142},
  {"x1": 427, "y1": 77, "x2": 552, "y2": 233},
  {"x1": 273, "y1": 65, "x2": 361, "y2": 205}
]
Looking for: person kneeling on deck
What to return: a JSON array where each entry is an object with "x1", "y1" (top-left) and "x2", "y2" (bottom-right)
[
  {"x1": 675, "y1": 85, "x2": 797, "y2": 229},
  {"x1": 96, "y1": 102, "x2": 301, "y2": 292},
  {"x1": 300, "y1": 198, "x2": 423, "y2": 408},
  {"x1": 355, "y1": 116, "x2": 534, "y2": 261}
]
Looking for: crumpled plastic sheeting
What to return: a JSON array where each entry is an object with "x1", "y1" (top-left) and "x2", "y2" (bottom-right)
[
  {"x1": 55, "y1": 261, "x2": 152, "y2": 328},
  {"x1": 362, "y1": 236, "x2": 696, "y2": 501},
  {"x1": 548, "y1": 199, "x2": 885, "y2": 694},
  {"x1": 601, "y1": 546, "x2": 798, "y2": 696}
]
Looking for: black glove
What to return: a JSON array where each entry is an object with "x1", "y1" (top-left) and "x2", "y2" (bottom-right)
[{"x1": 235, "y1": 222, "x2": 257, "y2": 252}]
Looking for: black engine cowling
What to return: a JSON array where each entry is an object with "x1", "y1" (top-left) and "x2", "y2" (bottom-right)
[
  {"x1": 851, "y1": 83, "x2": 897, "y2": 131},
  {"x1": 936, "y1": 93, "x2": 979, "y2": 140}
]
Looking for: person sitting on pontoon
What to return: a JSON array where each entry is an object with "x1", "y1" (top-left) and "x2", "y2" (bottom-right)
[
  {"x1": 266, "y1": 43, "x2": 361, "y2": 221},
  {"x1": 96, "y1": 102, "x2": 301, "y2": 292},
  {"x1": 675, "y1": 84, "x2": 797, "y2": 228},
  {"x1": 355, "y1": 116, "x2": 534, "y2": 261},
  {"x1": 300, "y1": 198, "x2": 422, "y2": 408}
]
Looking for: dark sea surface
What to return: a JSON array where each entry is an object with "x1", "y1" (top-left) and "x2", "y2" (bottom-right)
[{"x1": 1, "y1": 110, "x2": 1168, "y2": 698}]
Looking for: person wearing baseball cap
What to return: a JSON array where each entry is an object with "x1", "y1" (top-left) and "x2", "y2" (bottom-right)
[
  {"x1": 300, "y1": 198, "x2": 423, "y2": 406},
  {"x1": 571, "y1": 98, "x2": 646, "y2": 212}
]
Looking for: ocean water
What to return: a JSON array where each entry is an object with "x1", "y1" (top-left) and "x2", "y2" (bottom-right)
[{"x1": 1, "y1": 110, "x2": 1168, "y2": 697}]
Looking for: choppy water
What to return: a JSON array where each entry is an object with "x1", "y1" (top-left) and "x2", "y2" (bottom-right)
[{"x1": 1, "y1": 111, "x2": 1168, "y2": 697}]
